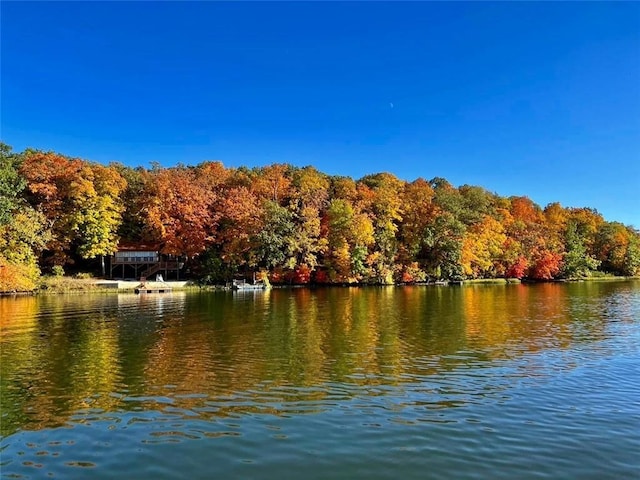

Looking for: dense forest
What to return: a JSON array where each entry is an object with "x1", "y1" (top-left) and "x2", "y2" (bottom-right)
[{"x1": 1, "y1": 142, "x2": 639, "y2": 291}]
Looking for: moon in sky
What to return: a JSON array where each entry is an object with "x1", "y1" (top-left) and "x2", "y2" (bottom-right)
[{"x1": 390, "y1": 102, "x2": 394, "y2": 108}]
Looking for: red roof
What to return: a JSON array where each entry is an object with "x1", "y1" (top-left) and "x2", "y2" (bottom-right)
[{"x1": 116, "y1": 241, "x2": 162, "y2": 252}]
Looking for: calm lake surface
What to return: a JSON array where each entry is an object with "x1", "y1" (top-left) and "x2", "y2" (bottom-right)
[{"x1": 1, "y1": 282, "x2": 639, "y2": 479}]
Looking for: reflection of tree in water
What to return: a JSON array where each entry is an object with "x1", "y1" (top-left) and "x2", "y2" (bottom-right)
[{"x1": 1, "y1": 282, "x2": 636, "y2": 437}]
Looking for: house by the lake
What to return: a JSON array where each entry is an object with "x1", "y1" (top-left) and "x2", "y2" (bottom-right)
[{"x1": 110, "y1": 242, "x2": 184, "y2": 280}]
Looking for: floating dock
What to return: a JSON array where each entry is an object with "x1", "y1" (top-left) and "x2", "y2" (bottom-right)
[{"x1": 135, "y1": 281, "x2": 173, "y2": 294}]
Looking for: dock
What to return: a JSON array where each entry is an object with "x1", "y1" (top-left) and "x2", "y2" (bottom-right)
[{"x1": 135, "y1": 281, "x2": 173, "y2": 294}]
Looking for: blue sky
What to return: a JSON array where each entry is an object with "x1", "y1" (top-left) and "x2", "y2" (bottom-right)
[{"x1": 2, "y1": 2, "x2": 639, "y2": 227}]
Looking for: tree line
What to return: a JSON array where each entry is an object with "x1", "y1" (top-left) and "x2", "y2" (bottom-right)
[{"x1": 1, "y1": 142, "x2": 639, "y2": 291}]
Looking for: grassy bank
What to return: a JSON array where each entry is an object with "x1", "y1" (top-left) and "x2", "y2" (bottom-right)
[
  {"x1": 39, "y1": 276, "x2": 114, "y2": 294},
  {"x1": 37, "y1": 276, "x2": 199, "y2": 294},
  {"x1": 565, "y1": 275, "x2": 640, "y2": 282}
]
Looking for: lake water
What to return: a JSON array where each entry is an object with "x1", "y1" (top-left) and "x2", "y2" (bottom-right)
[{"x1": 1, "y1": 281, "x2": 639, "y2": 479}]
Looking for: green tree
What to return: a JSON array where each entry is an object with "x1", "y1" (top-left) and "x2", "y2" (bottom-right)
[
  {"x1": 256, "y1": 201, "x2": 296, "y2": 269},
  {"x1": 421, "y1": 214, "x2": 465, "y2": 280},
  {"x1": 0, "y1": 143, "x2": 26, "y2": 225},
  {"x1": 561, "y1": 221, "x2": 600, "y2": 278},
  {"x1": 622, "y1": 233, "x2": 640, "y2": 276},
  {"x1": 418, "y1": 178, "x2": 466, "y2": 280},
  {"x1": 458, "y1": 184, "x2": 497, "y2": 226}
]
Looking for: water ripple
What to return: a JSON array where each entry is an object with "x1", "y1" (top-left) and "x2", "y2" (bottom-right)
[{"x1": 1, "y1": 282, "x2": 639, "y2": 479}]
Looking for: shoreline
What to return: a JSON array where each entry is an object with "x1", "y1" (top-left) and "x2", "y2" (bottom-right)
[{"x1": 2, "y1": 275, "x2": 638, "y2": 296}]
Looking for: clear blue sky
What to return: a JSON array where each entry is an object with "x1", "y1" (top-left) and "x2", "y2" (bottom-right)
[{"x1": 2, "y1": 1, "x2": 639, "y2": 227}]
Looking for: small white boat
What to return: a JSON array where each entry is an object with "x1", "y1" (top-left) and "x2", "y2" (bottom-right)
[{"x1": 232, "y1": 279, "x2": 268, "y2": 290}]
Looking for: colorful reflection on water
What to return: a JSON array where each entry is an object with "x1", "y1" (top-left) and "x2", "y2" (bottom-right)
[{"x1": 1, "y1": 281, "x2": 639, "y2": 478}]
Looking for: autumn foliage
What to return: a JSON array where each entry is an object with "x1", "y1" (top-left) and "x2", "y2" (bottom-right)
[{"x1": 1, "y1": 142, "x2": 639, "y2": 291}]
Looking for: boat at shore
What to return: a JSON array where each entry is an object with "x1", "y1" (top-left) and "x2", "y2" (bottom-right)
[{"x1": 232, "y1": 279, "x2": 269, "y2": 291}]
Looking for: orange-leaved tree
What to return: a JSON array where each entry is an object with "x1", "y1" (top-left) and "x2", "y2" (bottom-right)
[
  {"x1": 20, "y1": 151, "x2": 126, "y2": 272},
  {"x1": 141, "y1": 165, "x2": 219, "y2": 257}
]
